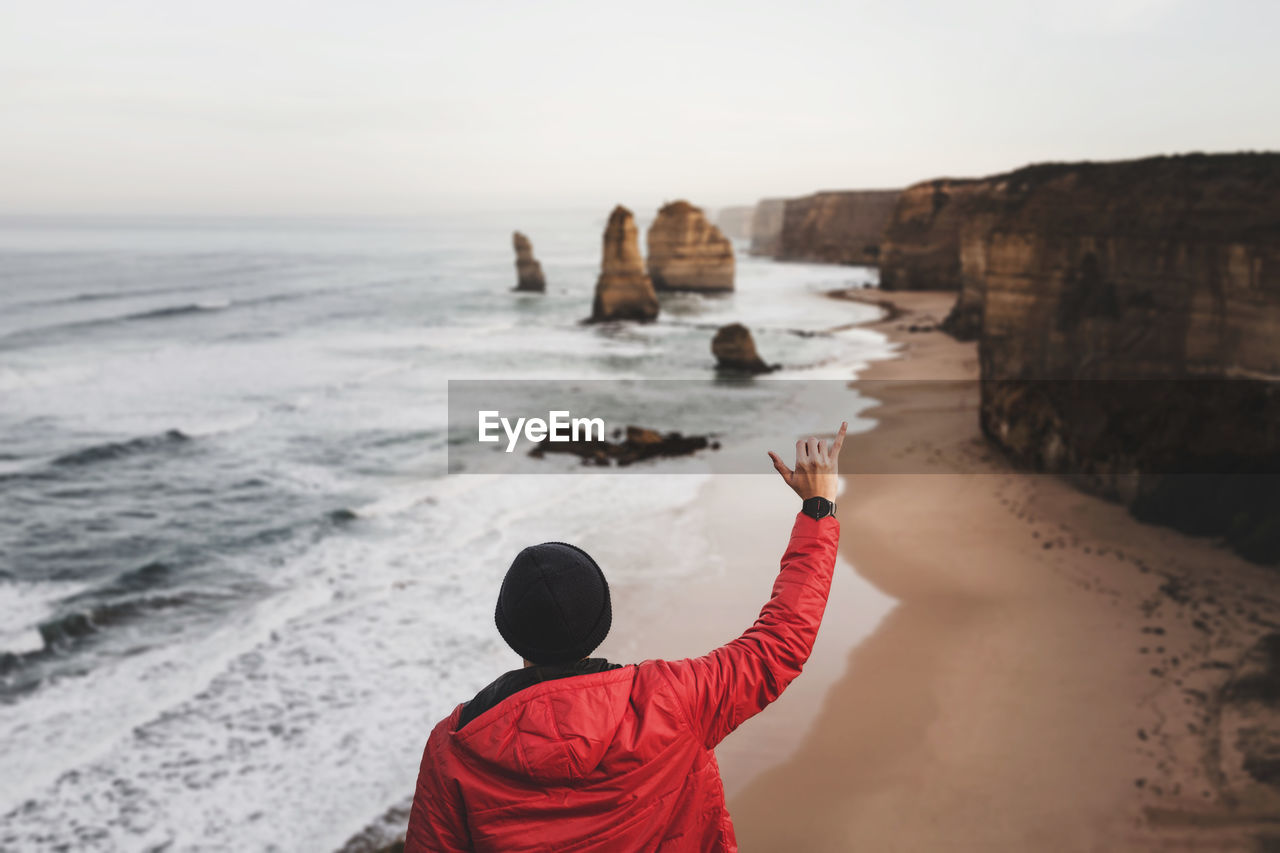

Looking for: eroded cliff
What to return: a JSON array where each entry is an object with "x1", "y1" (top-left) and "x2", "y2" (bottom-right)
[
  {"x1": 776, "y1": 190, "x2": 901, "y2": 265},
  {"x1": 972, "y1": 153, "x2": 1280, "y2": 563},
  {"x1": 879, "y1": 178, "x2": 1001, "y2": 292},
  {"x1": 646, "y1": 201, "x2": 735, "y2": 292},
  {"x1": 749, "y1": 198, "x2": 787, "y2": 257}
]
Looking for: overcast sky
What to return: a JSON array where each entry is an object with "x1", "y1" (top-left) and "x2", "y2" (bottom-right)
[{"x1": 1, "y1": 0, "x2": 1276, "y2": 215}]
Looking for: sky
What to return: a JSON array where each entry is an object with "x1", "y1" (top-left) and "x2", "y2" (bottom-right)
[{"x1": 0, "y1": 0, "x2": 1277, "y2": 215}]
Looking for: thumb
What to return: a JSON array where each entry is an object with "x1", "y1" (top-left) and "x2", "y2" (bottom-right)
[{"x1": 768, "y1": 451, "x2": 793, "y2": 482}]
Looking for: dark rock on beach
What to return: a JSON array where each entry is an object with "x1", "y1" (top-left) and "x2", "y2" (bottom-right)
[
  {"x1": 335, "y1": 803, "x2": 409, "y2": 853},
  {"x1": 528, "y1": 425, "x2": 712, "y2": 467},
  {"x1": 1211, "y1": 633, "x2": 1280, "y2": 809},
  {"x1": 344, "y1": 838, "x2": 402, "y2": 853}
]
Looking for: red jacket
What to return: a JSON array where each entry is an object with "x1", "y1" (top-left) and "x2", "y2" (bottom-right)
[{"x1": 406, "y1": 513, "x2": 839, "y2": 852}]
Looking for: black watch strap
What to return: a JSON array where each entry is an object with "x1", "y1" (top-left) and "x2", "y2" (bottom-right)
[{"x1": 801, "y1": 496, "x2": 835, "y2": 520}]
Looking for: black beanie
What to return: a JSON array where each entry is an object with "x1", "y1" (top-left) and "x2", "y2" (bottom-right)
[{"x1": 494, "y1": 542, "x2": 612, "y2": 665}]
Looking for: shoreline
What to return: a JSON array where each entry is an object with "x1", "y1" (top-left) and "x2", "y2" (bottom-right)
[
  {"x1": 728, "y1": 289, "x2": 1280, "y2": 851},
  {"x1": 339, "y1": 274, "x2": 895, "y2": 853},
  {"x1": 353, "y1": 287, "x2": 1280, "y2": 852}
]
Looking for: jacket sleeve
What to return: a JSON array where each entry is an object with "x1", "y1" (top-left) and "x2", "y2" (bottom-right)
[
  {"x1": 405, "y1": 727, "x2": 472, "y2": 853},
  {"x1": 657, "y1": 512, "x2": 839, "y2": 749}
]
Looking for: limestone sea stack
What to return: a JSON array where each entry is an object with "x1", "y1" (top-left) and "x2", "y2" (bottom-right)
[
  {"x1": 711, "y1": 323, "x2": 774, "y2": 373},
  {"x1": 589, "y1": 206, "x2": 659, "y2": 322},
  {"x1": 512, "y1": 231, "x2": 546, "y2": 292},
  {"x1": 646, "y1": 201, "x2": 735, "y2": 292}
]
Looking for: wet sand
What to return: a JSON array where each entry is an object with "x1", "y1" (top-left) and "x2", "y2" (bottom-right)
[
  {"x1": 726, "y1": 291, "x2": 1280, "y2": 851},
  {"x1": 360, "y1": 291, "x2": 1280, "y2": 852}
]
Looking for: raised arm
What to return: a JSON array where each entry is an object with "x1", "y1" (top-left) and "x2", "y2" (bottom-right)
[{"x1": 656, "y1": 422, "x2": 846, "y2": 749}]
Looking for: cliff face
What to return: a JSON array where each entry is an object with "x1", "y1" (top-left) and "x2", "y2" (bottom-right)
[
  {"x1": 749, "y1": 198, "x2": 787, "y2": 257},
  {"x1": 973, "y1": 153, "x2": 1280, "y2": 563},
  {"x1": 938, "y1": 215, "x2": 996, "y2": 339},
  {"x1": 590, "y1": 206, "x2": 659, "y2": 322},
  {"x1": 879, "y1": 178, "x2": 1001, "y2": 291},
  {"x1": 776, "y1": 190, "x2": 901, "y2": 265},
  {"x1": 715, "y1": 206, "x2": 754, "y2": 241},
  {"x1": 512, "y1": 231, "x2": 546, "y2": 292},
  {"x1": 646, "y1": 201, "x2": 735, "y2": 292}
]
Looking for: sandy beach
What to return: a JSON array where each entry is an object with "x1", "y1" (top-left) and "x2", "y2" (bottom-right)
[
  {"x1": 705, "y1": 290, "x2": 1280, "y2": 851},
  {"x1": 358, "y1": 291, "x2": 1280, "y2": 853}
]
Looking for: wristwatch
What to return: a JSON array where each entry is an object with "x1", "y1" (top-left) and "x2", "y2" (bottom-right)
[{"x1": 801, "y1": 496, "x2": 836, "y2": 520}]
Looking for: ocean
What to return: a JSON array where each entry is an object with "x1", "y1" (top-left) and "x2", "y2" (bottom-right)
[{"x1": 0, "y1": 211, "x2": 890, "y2": 851}]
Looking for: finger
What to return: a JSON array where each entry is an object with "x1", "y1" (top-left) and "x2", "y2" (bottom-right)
[
  {"x1": 816, "y1": 441, "x2": 829, "y2": 466},
  {"x1": 796, "y1": 438, "x2": 808, "y2": 466},
  {"x1": 768, "y1": 451, "x2": 794, "y2": 482},
  {"x1": 806, "y1": 437, "x2": 821, "y2": 463},
  {"x1": 830, "y1": 421, "x2": 848, "y2": 457}
]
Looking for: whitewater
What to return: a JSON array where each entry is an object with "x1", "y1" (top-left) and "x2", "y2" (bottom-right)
[{"x1": 0, "y1": 212, "x2": 890, "y2": 850}]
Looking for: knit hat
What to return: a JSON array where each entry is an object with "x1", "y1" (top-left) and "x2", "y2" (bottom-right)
[{"x1": 495, "y1": 542, "x2": 612, "y2": 665}]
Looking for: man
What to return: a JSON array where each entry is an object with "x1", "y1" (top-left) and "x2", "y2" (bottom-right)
[{"x1": 406, "y1": 422, "x2": 847, "y2": 852}]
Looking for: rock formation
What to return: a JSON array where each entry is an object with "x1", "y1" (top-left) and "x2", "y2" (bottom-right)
[
  {"x1": 749, "y1": 198, "x2": 787, "y2": 257},
  {"x1": 589, "y1": 206, "x2": 659, "y2": 322},
  {"x1": 971, "y1": 153, "x2": 1280, "y2": 563},
  {"x1": 879, "y1": 178, "x2": 1002, "y2": 293},
  {"x1": 715, "y1": 206, "x2": 755, "y2": 241},
  {"x1": 1214, "y1": 633, "x2": 1280, "y2": 809},
  {"x1": 776, "y1": 190, "x2": 901, "y2": 265},
  {"x1": 511, "y1": 231, "x2": 546, "y2": 292},
  {"x1": 528, "y1": 425, "x2": 715, "y2": 467},
  {"x1": 711, "y1": 323, "x2": 774, "y2": 374},
  {"x1": 646, "y1": 201, "x2": 735, "y2": 292},
  {"x1": 937, "y1": 213, "x2": 997, "y2": 340}
]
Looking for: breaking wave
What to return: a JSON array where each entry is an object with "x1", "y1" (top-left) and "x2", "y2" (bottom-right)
[
  {"x1": 124, "y1": 300, "x2": 232, "y2": 321},
  {"x1": 51, "y1": 430, "x2": 192, "y2": 468}
]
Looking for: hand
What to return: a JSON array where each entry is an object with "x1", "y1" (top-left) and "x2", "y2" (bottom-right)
[{"x1": 768, "y1": 421, "x2": 847, "y2": 502}]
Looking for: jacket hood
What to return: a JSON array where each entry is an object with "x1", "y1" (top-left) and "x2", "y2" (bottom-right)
[{"x1": 451, "y1": 666, "x2": 636, "y2": 785}]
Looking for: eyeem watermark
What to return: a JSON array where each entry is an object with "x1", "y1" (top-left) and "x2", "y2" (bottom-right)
[
  {"x1": 478, "y1": 410, "x2": 606, "y2": 453},
  {"x1": 449, "y1": 379, "x2": 865, "y2": 474}
]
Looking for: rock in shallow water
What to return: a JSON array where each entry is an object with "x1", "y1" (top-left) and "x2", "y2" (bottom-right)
[
  {"x1": 511, "y1": 231, "x2": 546, "y2": 292},
  {"x1": 711, "y1": 323, "x2": 775, "y2": 374},
  {"x1": 646, "y1": 200, "x2": 734, "y2": 292},
  {"x1": 589, "y1": 206, "x2": 659, "y2": 322}
]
